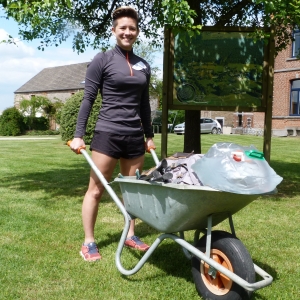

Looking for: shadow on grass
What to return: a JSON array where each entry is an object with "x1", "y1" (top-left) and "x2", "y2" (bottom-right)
[
  {"x1": 1, "y1": 163, "x2": 90, "y2": 200},
  {"x1": 1, "y1": 150, "x2": 299, "y2": 207},
  {"x1": 251, "y1": 259, "x2": 278, "y2": 300},
  {"x1": 97, "y1": 222, "x2": 277, "y2": 300},
  {"x1": 0, "y1": 153, "x2": 158, "y2": 205},
  {"x1": 267, "y1": 160, "x2": 300, "y2": 200},
  {"x1": 99, "y1": 229, "x2": 196, "y2": 284}
]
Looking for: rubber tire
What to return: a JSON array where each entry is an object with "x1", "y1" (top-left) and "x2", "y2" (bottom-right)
[
  {"x1": 211, "y1": 127, "x2": 218, "y2": 134},
  {"x1": 191, "y1": 231, "x2": 255, "y2": 300}
]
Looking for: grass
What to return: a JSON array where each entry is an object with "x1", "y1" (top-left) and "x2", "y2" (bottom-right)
[{"x1": 0, "y1": 134, "x2": 299, "y2": 299}]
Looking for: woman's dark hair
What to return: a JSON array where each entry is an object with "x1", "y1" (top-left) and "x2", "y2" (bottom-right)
[{"x1": 112, "y1": 6, "x2": 139, "y2": 28}]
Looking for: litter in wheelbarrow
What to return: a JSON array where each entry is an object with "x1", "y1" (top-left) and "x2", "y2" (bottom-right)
[
  {"x1": 139, "y1": 143, "x2": 282, "y2": 195},
  {"x1": 192, "y1": 142, "x2": 283, "y2": 194},
  {"x1": 139, "y1": 153, "x2": 204, "y2": 185}
]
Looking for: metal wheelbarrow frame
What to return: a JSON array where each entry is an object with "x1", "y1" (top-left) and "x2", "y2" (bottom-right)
[{"x1": 78, "y1": 148, "x2": 273, "y2": 299}]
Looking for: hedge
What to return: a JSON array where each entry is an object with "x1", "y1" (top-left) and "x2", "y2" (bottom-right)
[
  {"x1": 60, "y1": 91, "x2": 102, "y2": 144},
  {"x1": 0, "y1": 107, "x2": 25, "y2": 136}
]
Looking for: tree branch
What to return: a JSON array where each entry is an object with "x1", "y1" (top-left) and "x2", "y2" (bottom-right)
[{"x1": 215, "y1": 0, "x2": 253, "y2": 26}]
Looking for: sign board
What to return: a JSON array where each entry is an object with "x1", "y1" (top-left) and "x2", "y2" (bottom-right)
[
  {"x1": 161, "y1": 26, "x2": 275, "y2": 162},
  {"x1": 166, "y1": 27, "x2": 273, "y2": 112}
]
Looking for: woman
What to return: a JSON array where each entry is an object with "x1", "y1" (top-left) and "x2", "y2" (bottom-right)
[{"x1": 69, "y1": 6, "x2": 155, "y2": 262}]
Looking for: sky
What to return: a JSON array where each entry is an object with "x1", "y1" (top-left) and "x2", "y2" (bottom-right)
[{"x1": 0, "y1": 14, "x2": 163, "y2": 112}]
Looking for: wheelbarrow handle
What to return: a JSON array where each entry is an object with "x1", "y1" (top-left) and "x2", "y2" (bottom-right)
[
  {"x1": 149, "y1": 148, "x2": 160, "y2": 167},
  {"x1": 67, "y1": 140, "x2": 86, "y2": 155}
]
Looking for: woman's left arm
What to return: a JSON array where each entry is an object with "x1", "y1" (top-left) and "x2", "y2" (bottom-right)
[{"x1": 140, "y1": 64, "x2": 154, "y2": 140}]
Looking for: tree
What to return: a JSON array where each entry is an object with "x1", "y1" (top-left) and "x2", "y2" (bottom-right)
[
  {"x1": 19, "y1": 96, "x2": 50, "y2": 130},
  {"x1": 3, "y1": 0, "x2": 300, "y2": 152},
  {"x1": 1, "y1": 1, "x2": 200, "y2": 51},
  {"x1": 2, "y1": 1, "x2": 299, "y2": 53},
  {"x1": 42, "y1": 98, "x2": 64, "y2": 128}
]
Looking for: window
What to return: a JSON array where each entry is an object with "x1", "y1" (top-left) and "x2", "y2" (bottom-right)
[
  {"x1": 292, "y1": 29, "x2": 300, "y2": 57},
  {"x1": 204, "y1": 118, "x2": 213, "y2": 123},
  {"x1": 290, "y1": 80, "x2": 300, "y2": 115}
]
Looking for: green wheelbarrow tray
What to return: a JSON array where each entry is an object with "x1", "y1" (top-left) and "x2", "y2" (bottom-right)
[
  {"x1": 115, "y1": 176, "x2": 258, "y2": 233},
  {"x1": 77, "y1": 148, "x2": 274, "y2": 297}
]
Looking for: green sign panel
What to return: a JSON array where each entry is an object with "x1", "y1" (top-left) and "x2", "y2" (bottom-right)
[{"x1": 173, "y1": 30, "x2": 265, "y2": 108}]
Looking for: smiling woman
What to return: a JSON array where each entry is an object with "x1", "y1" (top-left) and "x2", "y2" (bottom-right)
[
  {"x1": 112, "y1": 17, "x2": 139, "y2": 51},
  {"x1": 112, "y1": 6, "x2": 140, "y2": 51},
  {"x1": 69, "y1": 6, "x2": 156, "y2": 262}
]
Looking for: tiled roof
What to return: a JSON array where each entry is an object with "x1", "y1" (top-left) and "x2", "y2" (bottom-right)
[{"x1": 14, "y1": 62, "x2": 89, "y2": 93}]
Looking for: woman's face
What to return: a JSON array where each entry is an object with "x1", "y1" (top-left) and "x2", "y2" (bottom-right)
[{"x1": 112, "y1": 17, "x2": 139, "y2": 51}]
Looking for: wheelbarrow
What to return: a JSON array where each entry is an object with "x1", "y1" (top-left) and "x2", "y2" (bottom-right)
[{"x1": 70, "y1": 144, "x2": 273, "y2": 300}]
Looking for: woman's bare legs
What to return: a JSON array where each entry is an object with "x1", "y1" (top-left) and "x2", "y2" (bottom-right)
[
  {"x1": 82, "y1": 152, "x2": 145, "y2": 243},
  {"x1": 119, "y1": 155, "x2": 144, "y2": 237},
  {"x1": 82, "y1": 151, "x2": 118, "y2": 244}
]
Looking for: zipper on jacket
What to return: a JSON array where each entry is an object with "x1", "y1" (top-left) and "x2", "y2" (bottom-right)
[{"x1": 126, "y1": 52, "x2": 133, "y2": 76}]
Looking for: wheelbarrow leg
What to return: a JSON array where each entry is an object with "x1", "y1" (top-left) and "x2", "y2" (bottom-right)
[{"x1": 179, "y1": 232, "x2": 192, "y2": 259}]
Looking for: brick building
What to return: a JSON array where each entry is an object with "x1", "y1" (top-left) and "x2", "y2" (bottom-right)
[{"x1": 272, "y1": 40, "x2": 300, "y2": 136}]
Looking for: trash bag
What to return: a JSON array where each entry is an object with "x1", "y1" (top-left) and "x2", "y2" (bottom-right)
[
  {"x1": 140, "y1": 153, "x2": 203, "y2": 185},
  {"x1": 191, "y1": 143, "x2": 283, "y2": 194},
  {"x1": 166, "y1": 154, "x2": 203, "y2": 185}
]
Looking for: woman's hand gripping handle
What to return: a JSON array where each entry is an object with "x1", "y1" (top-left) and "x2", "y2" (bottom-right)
[{"x1": 67, "y1": 138, "x2": 86, "y2": 154}]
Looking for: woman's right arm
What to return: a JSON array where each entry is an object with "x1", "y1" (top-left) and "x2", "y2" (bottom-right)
[{"x1": 74, "y1": 53, "x2": 105, "y2": 139}]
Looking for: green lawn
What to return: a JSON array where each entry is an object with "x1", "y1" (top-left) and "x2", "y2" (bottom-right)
[{"x1": 0, "y1": 134, "x2": 299, "y2": 299}]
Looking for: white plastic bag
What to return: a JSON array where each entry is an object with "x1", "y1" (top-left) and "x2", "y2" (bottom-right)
[
  {"x1": 166, "y1": 154, "x2": 203, "y2": 185},
  {"x1": 191, "y1": 143, "x2": 283, "y2": 194}
]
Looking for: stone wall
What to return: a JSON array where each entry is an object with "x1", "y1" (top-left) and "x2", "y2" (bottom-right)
[{"x1": 14, "y1": 89, "x2": 83, "y2": 108}]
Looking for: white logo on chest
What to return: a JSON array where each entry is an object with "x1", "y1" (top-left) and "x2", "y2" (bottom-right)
[{"x1": 132, "y1": 61, "x2": 147, "y2": 70}]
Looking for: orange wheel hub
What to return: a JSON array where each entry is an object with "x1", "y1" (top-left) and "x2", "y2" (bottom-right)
[{"x1": 200, "y1": 249, "x2": 233, "y2": 295}]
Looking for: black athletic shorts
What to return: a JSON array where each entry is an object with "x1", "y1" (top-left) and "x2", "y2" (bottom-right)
[{"x1": 90, "y1": 131, "x2": 145, "y2": 159}]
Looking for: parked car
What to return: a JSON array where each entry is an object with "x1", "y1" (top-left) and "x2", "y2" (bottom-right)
[{"x1": 173, "y1": 118, "x2": 221, "y2": 135}]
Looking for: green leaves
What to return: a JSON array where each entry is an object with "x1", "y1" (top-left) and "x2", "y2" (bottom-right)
[
  {"x1": 251, "y1": 0, "x2": 300, "y2": 54},
  {"x1": 1, "y1": 0, "x2": 300, "y2": 55},
  {"x1": 19, "y1": 96, "x2": 50, "y2": 118},
  {"x1": 0, "y1": 107, "x2": 25, "y2": 136},
  {"x1": 162, "y1": 0, "x2": 202, "y2": 41},
  {"x1": 60, "y1": 91, "x2": 102, "y2": 144}
]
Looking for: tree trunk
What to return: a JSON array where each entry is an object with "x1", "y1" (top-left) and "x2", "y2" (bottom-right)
[
  {"x1": 184, "y1": 1, "x2": 202, "y2": 154},
  {"x1": 187, "y1": 1, "x2": 202, "y2": 23},
  {"x1": 184, "y1": 110, "x2": 201, "y2": 153}
]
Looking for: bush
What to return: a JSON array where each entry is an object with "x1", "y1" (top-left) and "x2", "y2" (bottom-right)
[
  {"x1": 0, "y1": 107, "x2": 25, "y2": 136},
  {"x1": 60, "y1": 91, "x2": 102, "y2": 144},
  {"x1": 23, "y1": 116, "x2": 49, "y2": 131}
]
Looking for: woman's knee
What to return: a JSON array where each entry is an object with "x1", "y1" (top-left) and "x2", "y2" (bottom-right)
[{"x1": 86, "y1": 185, "x2": 104, "y2": 202}]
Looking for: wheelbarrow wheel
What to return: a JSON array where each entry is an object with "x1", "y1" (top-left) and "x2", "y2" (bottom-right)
[{"x1": 191, "y1": 230, "x2": 255, "y2": 300}]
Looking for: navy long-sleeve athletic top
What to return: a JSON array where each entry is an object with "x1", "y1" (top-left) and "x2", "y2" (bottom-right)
[{"x1": 74, "y1": 45, "x2": 154, "y2": 139}]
